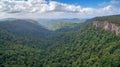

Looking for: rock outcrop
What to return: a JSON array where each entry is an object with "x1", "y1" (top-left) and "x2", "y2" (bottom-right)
[{"x1": 93, "y1": 21, "x2": 120, "y2": 35}]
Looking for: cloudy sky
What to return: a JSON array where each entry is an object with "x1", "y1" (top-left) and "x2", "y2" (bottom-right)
[{"x1": 0, "y1": 0, "x2": 120, "y2": 19}]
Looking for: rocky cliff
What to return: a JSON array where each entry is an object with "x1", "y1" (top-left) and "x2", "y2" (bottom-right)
[{"x1": 93, "y1": 21, "x2": 120, "y2": 35}]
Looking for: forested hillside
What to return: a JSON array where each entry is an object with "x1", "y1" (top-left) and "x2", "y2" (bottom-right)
[
  {"x1": 0, "y1": 15, "x2": 120, "y2": 67},
  {"x1": 0, "y1": 19, "x2": 51, "y2": 38},
  {"x1": 43, "y1": 24, "x2": 120, "y2": 67},
  {"x1": 0, "y1": 29, "x2": 45, "y2": 67},
  {"x1": 93, "y1": 15, "x2": 120, "y2": 25}
]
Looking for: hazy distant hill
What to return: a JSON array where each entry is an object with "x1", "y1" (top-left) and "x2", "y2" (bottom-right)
[{"x1": 37, "y1": 19, "x2": 87, "y2": 31}]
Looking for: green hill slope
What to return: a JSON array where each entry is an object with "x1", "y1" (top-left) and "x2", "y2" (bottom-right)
[
  {"x1": 0, "y1": 19, "x2": 51, "y2": 38},
  {"x1": 0, "y1": 15, "x2": 120, "y2": 67},
  {"x1": 43, "y1": 24, "x2": 120, "y2": 67},
  {"x1": 0, "y1": 29, "x2": 44, "y2": 67}
]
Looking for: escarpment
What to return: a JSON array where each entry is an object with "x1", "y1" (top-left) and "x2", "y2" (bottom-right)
[{"x1": 93, "y1": 21, "x2": 120, "y2": 35}]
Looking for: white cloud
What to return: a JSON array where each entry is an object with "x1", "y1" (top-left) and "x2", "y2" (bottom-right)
[
  {"x1": 102, "y1": 5, "x2": 114, "y2": 11},
  {"x1": 99, "y1": 0, "x2": 120, "y2": 6},
  {"x1": 0, "y1": 0, "x2": 120, "y2": 19}
]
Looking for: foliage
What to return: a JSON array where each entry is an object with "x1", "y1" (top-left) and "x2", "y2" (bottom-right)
[{"x1": 0, "y1": 17, "x2": 120, "y2": 67}]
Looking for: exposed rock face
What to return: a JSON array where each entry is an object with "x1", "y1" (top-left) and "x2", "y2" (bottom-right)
[{"x1": 93, "y1": 21, "x2": 120, "y2": 35}]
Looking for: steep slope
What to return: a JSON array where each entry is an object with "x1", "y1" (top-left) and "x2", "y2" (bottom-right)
[
  {"x1": 93, "y1": 15, "x2": 120, "y2": 25},
  {"x1": 1, "y1": 22, "x2": 120, "y2": 67},
  {"x1": 39, "y1": 15, "x2": 120, "y2": 67},
  {"x1": 0, "y1": 29, "x2": 15, "y2": 46},
  {"x1": 93, "y1": 15, "x2": 120, "y2": 35},
  {"x1": 42, "y1": 23, "x2": 120, "y2": 67},
  {"x1": 0, "y1": 15, "x2": 120, "y2": 67},
  {"x1": 0, "y1": 19, "x2": 51, "y2": 38},
  {"x1": 0, "y1": 29, "x2": 45, "y2": 67}
]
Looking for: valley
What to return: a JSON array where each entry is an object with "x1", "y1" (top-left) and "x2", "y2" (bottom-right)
[{"x1": 0, "y1": 15, "x2": 120, "y2": 67}]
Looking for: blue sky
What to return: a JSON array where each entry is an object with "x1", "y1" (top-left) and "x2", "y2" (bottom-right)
[
  {"x1": 53, "y1": 0, "x2": 109, "y2": 7},
  {"x1": 0, "y1": 0, "x2": 120, "y2": 19},
  {"x1": 52, "y1": 0, "x2": 120, "y2": 7}
]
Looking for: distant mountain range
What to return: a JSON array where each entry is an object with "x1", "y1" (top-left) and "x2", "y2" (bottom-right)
[{"x1": 36, "y1": 19, "x2": 87, "y2": 31}]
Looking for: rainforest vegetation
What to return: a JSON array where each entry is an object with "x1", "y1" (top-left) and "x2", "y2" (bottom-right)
[{"x1": 0, "y1": 15, "x2": 120, "y2": 67}]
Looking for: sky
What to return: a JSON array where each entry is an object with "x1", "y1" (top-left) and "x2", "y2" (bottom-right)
[{"x1": 0, "y1": 0, "x2": 120, "y2": 19}]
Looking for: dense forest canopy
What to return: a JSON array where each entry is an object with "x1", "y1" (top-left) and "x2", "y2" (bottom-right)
[{"x1": 0, "y1": 15, "x2": 120, "y2": 67}]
